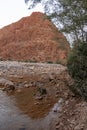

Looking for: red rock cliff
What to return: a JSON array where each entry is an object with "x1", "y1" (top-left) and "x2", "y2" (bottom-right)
[{"x1": 0, "y1": 12, "x2": 70, "y2": 64}]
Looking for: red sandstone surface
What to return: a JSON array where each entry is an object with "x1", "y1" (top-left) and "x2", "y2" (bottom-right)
[{"x1": 0, "y1": 12, "x2": 70, "y2": 64}]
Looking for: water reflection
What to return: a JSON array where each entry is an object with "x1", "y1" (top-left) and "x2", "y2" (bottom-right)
[{"x1": 0, "y1": 90, "x2": 58, "y2": 130}]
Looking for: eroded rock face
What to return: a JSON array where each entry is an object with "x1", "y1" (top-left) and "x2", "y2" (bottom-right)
[{"x1": 0, "y1": 12, "x2": 70, "y2": 64}]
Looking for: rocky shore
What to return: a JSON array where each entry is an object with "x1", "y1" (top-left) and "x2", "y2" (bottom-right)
[{"x1": 0, "y1": 61, "x2": 87, "y2": 130}]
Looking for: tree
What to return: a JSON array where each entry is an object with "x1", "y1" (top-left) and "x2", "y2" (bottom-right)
[
  {"x1": 25, "y1": 0, "x2": 87, "y2": 42},
  {"x1": 25, "y1": 0, "x2": 87, "y2": 99},
  {"x1": 25, "y1": 0, "x2": 42, "y2": 9},
  {"x1": 55, "y1": 0, "x2": 87, "y2": 42}
]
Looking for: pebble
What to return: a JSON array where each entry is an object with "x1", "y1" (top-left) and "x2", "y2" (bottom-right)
[
  {"x1": 34, "y1": 102, "x2": 40, "y2": 105},
  {"x1": 56, "y1": 125, "x2": 60, "y2": 129},
  {"x1": 55, "y1": 95, "x2": 59, "y2": 98},
  {"x1": 35, "y1": 96, "x2": 43, "y2": 100},
  {"x1": 16, "y1": 89, "x2": 22, "y2": 93},
  {"x1": 24, "y1": 84, "x2": 30, "y2": 88}
]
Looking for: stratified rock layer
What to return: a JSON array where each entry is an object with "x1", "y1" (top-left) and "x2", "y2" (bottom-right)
[{"x1": 0, "y1": 12, "x2": 70, "y2": 64}]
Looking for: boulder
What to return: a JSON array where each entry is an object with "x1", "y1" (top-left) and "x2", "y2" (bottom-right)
[{"x1": 0, "y1": 78, "x2": 15, "y2": 92}]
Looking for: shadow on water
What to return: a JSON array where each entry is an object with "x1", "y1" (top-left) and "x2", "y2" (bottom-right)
[{"x1": 0, "y1": 90, "x2": 61, "y2": 130}]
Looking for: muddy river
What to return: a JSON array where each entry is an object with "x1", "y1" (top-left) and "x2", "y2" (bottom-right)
[
  {"x1": 0, "y1": 62, "x2": 66, "y2": 130},
  {"x1": 0, "y1": 90, "x2": 61, "y2": 130}
]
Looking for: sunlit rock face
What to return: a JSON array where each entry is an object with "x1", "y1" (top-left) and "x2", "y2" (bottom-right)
[{"x1": 0, "y1": 12, "x2": 70, "y2": 64}]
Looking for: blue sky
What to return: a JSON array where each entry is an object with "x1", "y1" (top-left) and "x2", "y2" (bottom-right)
[{"x1": 0, "y1": 0, "x2": 44, "y2": 28}]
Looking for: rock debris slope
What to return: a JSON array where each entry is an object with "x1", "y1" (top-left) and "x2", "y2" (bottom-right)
[{"x1": 0, "y1": 12, "x2": 70, "y2": 64}]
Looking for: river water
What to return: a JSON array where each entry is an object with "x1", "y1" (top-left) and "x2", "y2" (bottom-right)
[{"x1": 0, "y1": 90, "x2": 58, "y2": 130}]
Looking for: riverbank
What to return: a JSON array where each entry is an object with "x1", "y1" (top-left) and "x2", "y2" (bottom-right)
[{"x1": 0, "y1": 61, "x2": 87, "y2": 130}]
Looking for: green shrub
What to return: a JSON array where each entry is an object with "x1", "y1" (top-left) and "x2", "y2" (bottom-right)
[
  {"x1": 47, "y1": 61, "x2": 53, "y2": 64},
  {"x1": 70, "y1": 80, "x2": 87, "y2": 100},
  {"x1": 67, "y1": 41, "x2": 87, "y2": 99},
  {"x1": 29, "y1": 59, "x2": 37, "y2": 63},
  {"x1": 67, "y1": 41, "x2": 87, "y2": 80}
]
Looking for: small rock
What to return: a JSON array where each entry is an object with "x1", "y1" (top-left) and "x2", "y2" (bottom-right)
[
  {"x1": 32, "y1": 82, "x2": 36, "y2": 86},
  {"x1": 16, "y1": 89, "x2": 22, "y2": 93},
  {"x1": 0, "y1": 78, "x2": 14, "y2": 87},
  {"x1": 55, "y1": 95, "x2": 59, "y2": 98},
  {"x1": 35, "y1": 96, "x2": 43, "y2": 100},
  {"x1": 64, "y1": 93, "x2": 69, "y2": 99},
  {"x1": 28, "y1": 81, "x2": 36, "y2": 87},
  {"x1": 65, "y1": 100, "x2": 69, "y2": 105},
  {"x1": 74, "y1": 125, "x2": 84, "y2": 130},
  {"x1": 55, "y1": 122, "x2": 60, "y2": 126},
  {"x1": 58, "y1": 98, "x2": 64, "y2": 104},
  {"x1": 56, "y1": 125, "x2": 60, "y2": 129},
  {"x1": 56, "y1": 91, "x2": 59, "y2": 95},
  {"x1": 34, "y1": 102, "x2": 40, "y2": 105},
  {"x1": 19, "y1": 76, "x2": 23, "y2": 79},
  {"x1": 2, "y1": 85, "x2": 15, "y2": 92},
  {"x1": 56, "y1": 84, "x2": 60, "y2": 87},
  {"x1": 48, "y1": 103, "x2": 51, "y2": 107},
  {"x1": 52, "y1": 103, "x2": 58, "y2": 112},
  {"x1": 24, "y1": 84, "x2": 30, "y2": 88},
  {"x1": 49, "y1": 73, "x2": 56, "y2": 81},
  {"x1": 24, "y1": 81, "x2": 27, "y2": 84}
]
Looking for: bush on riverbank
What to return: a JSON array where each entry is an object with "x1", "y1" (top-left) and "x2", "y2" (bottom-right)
[{"x1": 67, "y1": 41, "x2": 87, "y2": 100}]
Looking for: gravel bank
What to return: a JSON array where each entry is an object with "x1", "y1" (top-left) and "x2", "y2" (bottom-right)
[{"x1": 0, "y1": 61, "x2": 66, "y2": 77}]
